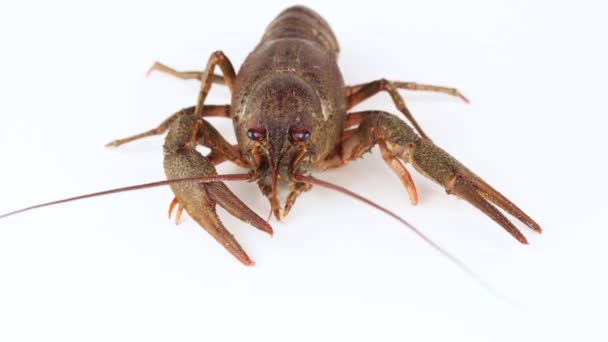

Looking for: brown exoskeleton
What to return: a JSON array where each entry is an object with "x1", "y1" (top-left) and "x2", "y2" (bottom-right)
[{"x1": 1, "y1": 6, "x2": 541, "y2": 268}]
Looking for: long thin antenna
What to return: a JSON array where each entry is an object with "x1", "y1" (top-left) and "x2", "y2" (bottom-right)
[
  {"x1": 294, "y1": 174, "x2": 529, "y2": 310},
  {"x1": 0, "y1": 173, "x2": 253, "y2": 219}
]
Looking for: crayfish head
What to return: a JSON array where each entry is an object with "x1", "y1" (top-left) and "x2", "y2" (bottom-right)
[{"x1": 235, "y1": 74, "x2": 322, "y2": 220}]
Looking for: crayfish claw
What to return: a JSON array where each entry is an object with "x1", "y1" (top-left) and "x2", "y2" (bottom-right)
[
  {"x1": 207, "y1": 182, "x2": 274, "y2": 236},
  {"x1": 408, "y1": 138, "x2": 541, "y2": 243},
  {"x1": 446, "y1": 174, "x2": 528, "y2": 244},
  {"x1": 339, "y1": 111, "x2": 541, "y2": 243},
  {"x1": 163, "y1": 114, "x2": 272, "y2": 265}
]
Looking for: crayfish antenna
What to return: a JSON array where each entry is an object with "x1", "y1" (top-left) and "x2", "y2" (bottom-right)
[
  {"x1": 294, "y1": 174, "x2": 531, "y2": 311},
  {"x1": 0, "y1": 173, "x2": 253, "y2": 220}
]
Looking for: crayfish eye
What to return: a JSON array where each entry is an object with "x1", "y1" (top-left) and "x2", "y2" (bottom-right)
[
  {"x1": 290, "y1": 128, "x2": 311, "y2": 142},
  {"x1": 247, "y1": 128, "x2": 266, "y2": 141}
]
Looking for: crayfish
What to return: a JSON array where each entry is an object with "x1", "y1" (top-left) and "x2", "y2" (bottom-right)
[{"x1": 1, "y1": 6, "x2": 541, "y2": 268}]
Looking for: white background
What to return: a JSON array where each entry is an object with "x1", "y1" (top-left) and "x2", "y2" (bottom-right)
[{"x1": 0, "y1": 0, "x2": 606, "y2": 341}]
